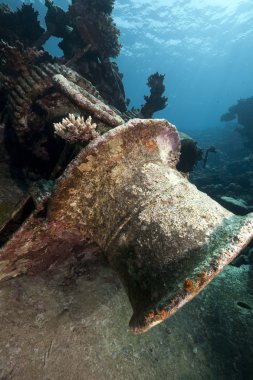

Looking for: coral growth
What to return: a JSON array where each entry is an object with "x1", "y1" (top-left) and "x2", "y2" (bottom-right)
[
  {"x1": 0, "y1": 0, "x2": 126, "y2": 112},
  {"x1": 0, "y1": 3, "x2": 44, "y2": 45},
  {"x1": 53, "y1": 73, "x2": 124, "y2": 127},
  {"x1": 1, "y1": 0, "x2": 251, "y2": 339},
  {"x1": 177, "y1": 132, "x2": 203, "y2": 173},
  {"x1": 54, "y1": 114, "x2": 99, "y2": 144},
  {"x1": 69, "y1": 0, "x2": 121, "y2": 59},
  {"x1": 0, "y1": 40, "x2": 49, "y2": 82},
  {"x1": 221, "y1": 97, "x2": 253, "y2": 152},
  {"x1": 0, "y1": 0, "x2": 203, "y2": 180},
  {"x1": 141, "y1": 73, "x2": 168, "y2": 118}
]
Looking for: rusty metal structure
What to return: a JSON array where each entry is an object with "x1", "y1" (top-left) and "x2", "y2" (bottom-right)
[
  {"x1": 1, "y1": 115, "x2": 253, "y2": 333},
  {"x1": 1, "y1": 0, "x2": 252, "y2": 334}
]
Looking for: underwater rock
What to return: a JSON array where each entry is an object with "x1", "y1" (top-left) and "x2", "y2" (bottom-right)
[{"x1": 191, "y1": 153, "x2": 253, "y2": 210}]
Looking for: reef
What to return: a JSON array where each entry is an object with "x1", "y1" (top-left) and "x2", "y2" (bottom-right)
[
  {"x1": 221, "y1": 96, "x2": 253, "y2": 152},
  {"x1": 190, "y1": 99, "x2": 253, "y2": 213},
  {"x1": 190, "y1": 126, "x2": 253, "y2": 214}
]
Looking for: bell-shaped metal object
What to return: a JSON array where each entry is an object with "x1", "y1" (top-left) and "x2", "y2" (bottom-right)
[{"x1": 49, "y1": 118, "x2": 253, "y2": 334}]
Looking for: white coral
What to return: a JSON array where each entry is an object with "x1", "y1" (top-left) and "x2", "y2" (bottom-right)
[{"x1": 54, "y1": 114, "x2": 99, "y2": 144}]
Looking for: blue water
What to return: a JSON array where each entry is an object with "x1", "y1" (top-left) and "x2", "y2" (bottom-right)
[
  {"x1": 8, "y1": 0, "x2": 253, "y2": 134},
  {"x1": 113, "y1": 0, "x2": 253, "y2": 132}
]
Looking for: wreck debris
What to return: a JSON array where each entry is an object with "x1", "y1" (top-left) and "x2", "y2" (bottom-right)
[
  {"x1": 54, "y1": 114, "x2": 99, "y2": 144},
  {"x1": 1, "y1": 119, "x2": 253, "y2": 334},
  {"x1": 48, "y1": 0, "x2": 127, "y2": 111},
  {"x1": 0, "y1": 194, "x2": 35, "y2": 247},
  {"x1": 141, "y1": 72, "x2": 168, "y2": 118},
  {"x1": 0, "y1": 40, "x2": 49, "y2": 79},
  {"x1": 53, "y1": 74, "x2": 124, "y2": 126},
  {"x1": 0, "y1": 42, "x2": 120, "y2": 178},
  {"x1": 47, "y1": 118, "x2": 253, "y2": 333}
]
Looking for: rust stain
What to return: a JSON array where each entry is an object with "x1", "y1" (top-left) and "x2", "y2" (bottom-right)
[
  {"x1": 144, "y1": 139, "x2": 156, "y2": 151},
  {"x1": 196, "y1": 272, "x2": 208, "y2": 287},
  {"x1": 184, "y1": 279, "x2": 196, "y2": 293},
  {"x1": 154, "y1": 309, "x2": 169, "y2": 322},
  {"x1": 145, "y1": 309, "x2": 169, "y2": 324}
]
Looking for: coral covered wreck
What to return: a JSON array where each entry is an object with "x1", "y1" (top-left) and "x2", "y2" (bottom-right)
[{"x1": 0, "y1": 0, "x2": 253, "y2": 333}]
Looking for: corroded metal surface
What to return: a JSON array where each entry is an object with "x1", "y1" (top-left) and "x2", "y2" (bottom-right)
[
  {"x1": 0, "y1": 213, "x2": 99, "y2": 282},
  {"x1": 5, "y1": 62, "x2": 105, "y2": 138},
  {"x1": 53, "y1": 74, "x2": 124, "y2": 127},
  {"x1": 48, "y1": 118, "x2": 253, "y2": 333},
  {"x1": 1, "y1": 118, "x2": 253, "y2": 334}
]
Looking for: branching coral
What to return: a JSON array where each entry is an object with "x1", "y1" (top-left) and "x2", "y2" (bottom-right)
[
  {"x1": 35, "y1": 0, "x2": 72, "y2": 48},
  {"x1": 54, "y1": 114, "x2": 99, "y2": 144},
  {"x1": 141, "y1": 73, "x2": 168, "y2": 118}
]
